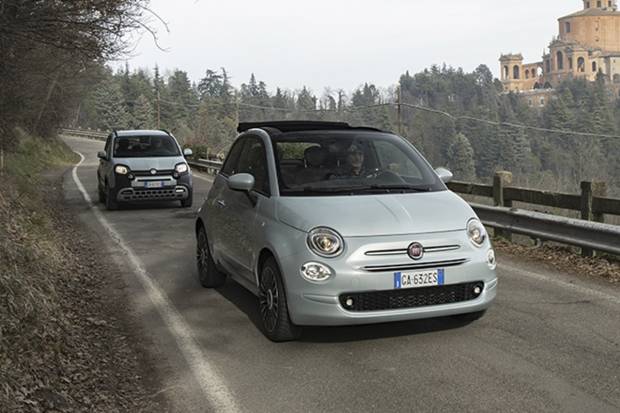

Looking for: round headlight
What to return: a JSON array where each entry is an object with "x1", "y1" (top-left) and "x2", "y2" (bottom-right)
[
  {"x1": 467, "y1": 218, "x2": 487, "y2": 247},
  {"x1": 175, "y1": 163, "x2": 188, "y2": 174},
  {"x1": 307, "y1": 227, "x2": 344, "y2": 257},
  {"x1": 114, "y1": 165, "x2": 129, "y2": 175}
]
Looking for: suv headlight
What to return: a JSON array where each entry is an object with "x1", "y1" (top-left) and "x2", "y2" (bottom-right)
[
  {"x1": 307, "y1": 227, "x2": 344, "y2": 257},
  {"x1": 114, "y1": 165, "x2": 129, "y2": 175},
  {"x1": 467, "y1": 218, "x2": 487, "y2": 247},
  {"x1": 175, "y1": 163, "x2": 189, "y2": 174}
]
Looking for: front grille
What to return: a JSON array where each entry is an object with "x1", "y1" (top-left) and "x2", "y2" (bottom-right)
[
  {"x1": 118, "y1": 187, "x2": 187, "y2": 201},
  {"x1": 363, "y1": 258, "x2": 468, "y2": 272},
  {"x1": 339, "y1": 282, "x2": 483, "y2": 312},
  {"x1": 365, "y1": 244, "x2": 461, "y2": 256},
  {"x1": 133, "y1": 169, "x2": 174, "y2": 177}
]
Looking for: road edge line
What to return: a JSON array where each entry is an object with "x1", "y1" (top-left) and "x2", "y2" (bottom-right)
[
  {"x1": 71, "y1": 151, "x2": 240, "y2": 413},
  {"x1": 498, "y1": 262, "x2": 620, "y2": 305}
]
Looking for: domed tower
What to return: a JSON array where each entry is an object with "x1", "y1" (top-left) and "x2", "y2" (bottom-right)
[
  {"x1": 582, "y1": 0, "x2": 617, "y2": 10},
  {"x1": 559, "y1": 1, "x2": 620, "y2": 52}
]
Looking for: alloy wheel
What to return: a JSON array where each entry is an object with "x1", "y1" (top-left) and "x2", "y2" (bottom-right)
[{"x1": 259, "y1": 267, "x2": 279, "y2": 333}]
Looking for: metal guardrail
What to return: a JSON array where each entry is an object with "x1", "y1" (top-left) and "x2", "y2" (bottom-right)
[
  {"x1": 62, "y1": 128, "x2": 619, "y2": 256},
  {"x1": 188, "y1": 159, "x2": 223, "y2": 175},
  {"x1": 472, "y1": 204, "x2": 620, "y2": 256},
  {"x1": 61, "y1": 128, "x2": 107, "y2": 140}
]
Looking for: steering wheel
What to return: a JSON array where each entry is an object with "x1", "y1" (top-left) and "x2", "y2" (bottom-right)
[{"x1": 365, "y1": 169, "x2": 405, "y2": 183}]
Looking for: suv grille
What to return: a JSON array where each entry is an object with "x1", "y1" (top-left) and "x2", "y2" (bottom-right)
[
  {"x1": 339, "y1": 282, "x2": 483, "y2": 312},
  {"x1": 133, "y1": 169, "x2": 174, "y2": 177}
]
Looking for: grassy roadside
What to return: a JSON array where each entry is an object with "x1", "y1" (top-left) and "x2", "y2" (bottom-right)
[{"x1": 0, "y1": 130, "x2": 163, "y2": 412}]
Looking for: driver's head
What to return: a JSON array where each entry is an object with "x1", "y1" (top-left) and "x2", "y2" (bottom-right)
[{"x1": 346, "y1": 143, "x2": 364, "y2": 170}]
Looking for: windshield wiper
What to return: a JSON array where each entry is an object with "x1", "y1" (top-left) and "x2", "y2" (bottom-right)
[
  {"x1": 301, "y1": 185, "x2": 372, "y2": 193},
  {"x1": 367, "y1": 184, "x2": 433, "y2": 192},
  {"x1": 283, "y1": 184, "x2": 433, "y2": 195}
]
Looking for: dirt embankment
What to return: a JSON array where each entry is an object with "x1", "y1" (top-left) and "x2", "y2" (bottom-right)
[{"x1": 0, "y1": 134, "x2": 166, "y2": 412}]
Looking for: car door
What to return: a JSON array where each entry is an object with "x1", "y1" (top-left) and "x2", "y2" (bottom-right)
[
  {"x1": 208, "y1": 137, "x2": 246, "y2": 263},
  {"x1": 98, "y1": 134, "x2": 113, "y2": 187},
  {"x1": 217, "y1": 136, "x2": 271, "y2": 282}
]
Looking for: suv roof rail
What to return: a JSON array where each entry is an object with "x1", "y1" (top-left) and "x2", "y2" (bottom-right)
[{"x1": 237, "y1": 121, "x2": 383, "y2": 134}]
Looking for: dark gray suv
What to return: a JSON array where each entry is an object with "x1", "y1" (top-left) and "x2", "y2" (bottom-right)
[{"x1": 97, "y1": 130, "x2": 193, "y2": 210}]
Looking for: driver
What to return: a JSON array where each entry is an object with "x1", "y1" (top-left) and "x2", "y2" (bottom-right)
[{"x1": 343, "y1": 143, "x2": 366, "y2": 177}]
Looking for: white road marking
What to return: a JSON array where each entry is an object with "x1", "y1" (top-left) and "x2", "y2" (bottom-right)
[
  {"x1": 499, "y1": 262, "x2": 620, "y2": 305},
  {"x1": 71, "y1": 151, "x2": 240, "y2": 413}
]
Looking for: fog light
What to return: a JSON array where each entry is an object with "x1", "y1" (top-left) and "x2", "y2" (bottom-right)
[
  {"x1": 175, "y1": 188, "x2": 184, "y2": 193},
  {"x1": 487, "y1": 249, "x2": 497, "y2": 270},
  {"x1": 345, "y1": 297, "x2": 354, "y2": 307},
  {"x1": 473, "y1": 286, "x2": 482, "y2": 295},
  {"x1": 300, "y1": 262, "x2": 332, "y2": 282}
]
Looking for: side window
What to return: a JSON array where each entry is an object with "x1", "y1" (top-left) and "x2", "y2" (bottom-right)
[
  {"x1": 220, "y1": 138, "x2": 246, "y2": 177},
  {"x1": 236, "y1": 137, "x2": 270, "y2": 196}
]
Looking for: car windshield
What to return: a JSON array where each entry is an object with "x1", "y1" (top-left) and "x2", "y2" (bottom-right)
[
  {"x1": 272, "y1": 131, "x2": 445, "y2": 196},
  {"x1": 113, "y1": 135, "x2": 180, "y2": 158}
]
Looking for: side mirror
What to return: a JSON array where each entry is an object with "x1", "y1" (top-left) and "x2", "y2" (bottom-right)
[
  {"x1": 228, "y1": 173, "x2": 255, "y2": 192},
  {"x1": 435, "y1": 167, "x2": 453, "y2": 184},
  {"x1": 183, "y1": 148, "x2": 193, "y2": 157},
  {"x1": 97, "y1": 151, "x2": 107, "y2": 160}
]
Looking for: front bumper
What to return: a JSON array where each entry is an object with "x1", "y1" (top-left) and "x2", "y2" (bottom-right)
[
  {"x1": 280, "y1": 231, "x2": 497, "y2": 326},
  {"x1": 112, "y1": 173, "x2": 192, "y2": 203},
  {"x1": 117, "y1": 185, "x2": 190, "y2": 202}
]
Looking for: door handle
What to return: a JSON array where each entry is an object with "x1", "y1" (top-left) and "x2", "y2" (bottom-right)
[{"x1": 216, "y1": 199, "x2": 227, "y2": 208}]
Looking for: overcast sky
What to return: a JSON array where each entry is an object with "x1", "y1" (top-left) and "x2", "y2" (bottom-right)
[{"x1": 115, "y1": 0, "x2": 579, "y2": 92}]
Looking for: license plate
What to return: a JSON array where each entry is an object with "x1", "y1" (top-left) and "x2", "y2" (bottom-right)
[
  {"x1": 394, "y1": 269, "x2": 445, "y2": 289},
  {"x1": 145, "y1": 181, "x2": 163, "y2": 188}
]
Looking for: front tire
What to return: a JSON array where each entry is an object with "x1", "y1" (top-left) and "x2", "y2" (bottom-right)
[
  {"x1": 258, "y1": 257, "x2": 302, "y2": 342},
  {"x1": 196, "y1": 226, "x2": 225, "y2": 288},
  {"x1": 105, "y1": 183, "x2": 118, "y2": 210},
  {"x1": 98, "y1": 183, "x2": 105, "y2": 204},
  {"x1": 181, "y1": 190, "x2": 193, "y2": 208}
]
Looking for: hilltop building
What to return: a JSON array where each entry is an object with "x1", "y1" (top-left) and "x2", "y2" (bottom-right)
[{"x1": 500, "y1": 0, "x2": 620, "y2": 106}]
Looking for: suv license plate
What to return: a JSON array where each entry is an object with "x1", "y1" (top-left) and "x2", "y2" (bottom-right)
[
  {"x1": 394, "y1": 269, "x2": 445, "y2": 289},
  {"x1": 145, "y1": 181, "x2": 163, "y2": 188}
]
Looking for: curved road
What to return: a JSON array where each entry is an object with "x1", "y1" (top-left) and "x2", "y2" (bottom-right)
[{"x1": 63, "y1": 135, "x2": 620, "y2": 413}]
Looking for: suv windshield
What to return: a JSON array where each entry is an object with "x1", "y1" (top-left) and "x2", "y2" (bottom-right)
[
  {"x1": 113, "y1": 135, "x2": 180, "y2": 158},
  {"x1": 273, "y1": 131, "x2": 445, "y2": 196}
]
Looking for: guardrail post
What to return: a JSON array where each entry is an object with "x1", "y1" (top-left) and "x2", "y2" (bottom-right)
[
  {"x1": 493, "y1": 171, "x2": 513, "y2": 240},
  {"x1": 580, "y1": 181, "x2": 607, "y2": 257}
]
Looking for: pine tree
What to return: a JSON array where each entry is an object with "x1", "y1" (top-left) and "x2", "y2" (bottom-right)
[
  {"x1": 93, "y1": 79, "x2": 128, "y2": 130},
  {"x1": 131, "y1": 94, "x2": 154, "y2": 128},
  {"x1": 447, "y1": 133, "x2": 476, "y2": 181}
]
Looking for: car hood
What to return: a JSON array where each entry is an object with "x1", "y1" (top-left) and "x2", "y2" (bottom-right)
[
  {"x1": 277, "y1": 190, "x2": 476, "y2": 237},
  {"x1": 114, "y1": 157, "x2": 184, "y2": 171}
]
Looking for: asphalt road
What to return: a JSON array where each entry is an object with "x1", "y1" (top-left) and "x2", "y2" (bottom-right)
[{"x1": 63, "y1": 135, "x2": 620, "y2": 413}]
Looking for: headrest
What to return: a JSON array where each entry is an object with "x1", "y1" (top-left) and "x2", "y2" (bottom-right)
[{"x1": 304, "y1": 146, "x2": 325, "y2": 168}]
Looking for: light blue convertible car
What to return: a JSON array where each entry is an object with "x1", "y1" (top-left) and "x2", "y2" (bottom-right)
[{"x1": 195, "y1": 121, "x2": 497, "y2": 341}]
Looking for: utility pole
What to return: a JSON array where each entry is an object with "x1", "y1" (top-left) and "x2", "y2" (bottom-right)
[
  {"x1": 157, "y1": 91, "x2": 161, "y2": 128},
  {"x1": 397, "y1": 83, "x2": 403, "y2": 136},
  {"x1": 73, "y1": 103, "x2": 81, "y2": 127}
]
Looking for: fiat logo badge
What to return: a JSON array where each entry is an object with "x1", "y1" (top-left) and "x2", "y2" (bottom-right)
[
  {"x1": 407, "y1": 242, "x2": 424, "y2": 260},
  {"x1": 150, "y1": 168, "x2": 157, "y2": 175}
]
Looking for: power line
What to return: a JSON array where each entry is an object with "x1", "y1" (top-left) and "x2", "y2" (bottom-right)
[{"x1": 120, "y1": 96, "x2": 620, "y2": 140}]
